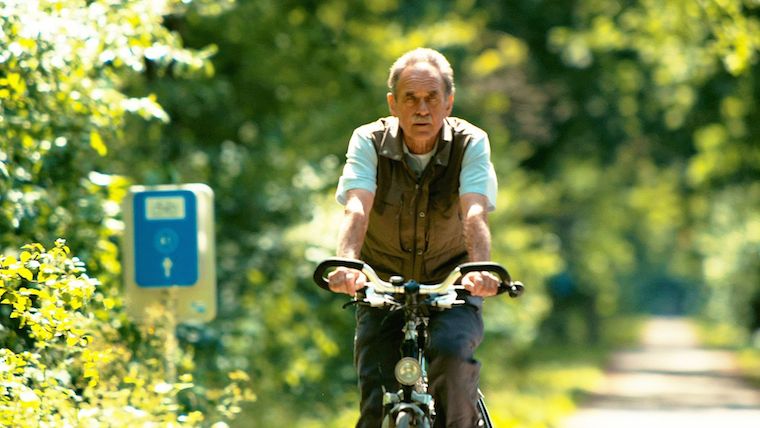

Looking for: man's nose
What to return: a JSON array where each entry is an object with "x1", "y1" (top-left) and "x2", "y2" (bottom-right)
[{"x1": 416, "y1": 99, "x2": 430, "y2": 115}]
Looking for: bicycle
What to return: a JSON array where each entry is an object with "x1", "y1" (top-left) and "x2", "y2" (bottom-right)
[{"x1": 313, "y1": 257, "x2": 524, "y2": 428}]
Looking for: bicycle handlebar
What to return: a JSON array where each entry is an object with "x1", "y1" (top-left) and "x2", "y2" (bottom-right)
[{"x1": 313, "y1": 257, "x2": 524, "y2": 298}]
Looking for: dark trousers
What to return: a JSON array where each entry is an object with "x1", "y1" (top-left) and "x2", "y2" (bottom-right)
[{"x1": 354, "y1": 300, "x2": 484, "y2": 428}]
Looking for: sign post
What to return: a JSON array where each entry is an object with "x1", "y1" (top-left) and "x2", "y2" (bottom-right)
[{"x1": 123, "y1": 183, "x2": 216, "y2": 323}]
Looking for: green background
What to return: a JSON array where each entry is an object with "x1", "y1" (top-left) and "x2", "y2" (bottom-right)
[{"x1": 1, "y1": 0, "x2": 758, "y2": 426}]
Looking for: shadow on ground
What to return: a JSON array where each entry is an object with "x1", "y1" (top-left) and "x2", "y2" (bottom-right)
[{"x1": 561, "y1": 317, "x2": 760, "y2": 428}]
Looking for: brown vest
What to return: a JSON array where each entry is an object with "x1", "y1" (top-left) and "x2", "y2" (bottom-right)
[{"x1": 360, "y1": 116, "x2": 480, "y2": 283}]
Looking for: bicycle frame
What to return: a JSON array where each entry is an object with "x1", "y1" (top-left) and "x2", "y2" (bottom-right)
[
  {"x1": 313, "y1": 257, "x2": 524, "y2": 427},
  {"x1": 380, "y1": 278, "x2": 436, "y2": 428}
]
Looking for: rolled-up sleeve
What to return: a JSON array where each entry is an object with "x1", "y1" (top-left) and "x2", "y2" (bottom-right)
[
  {"x1": 336, "y1": 131, "x2": 378, "y2": 205},
  {"x1": 459, "y1": 134, "x2": 498, "y2": 211}
]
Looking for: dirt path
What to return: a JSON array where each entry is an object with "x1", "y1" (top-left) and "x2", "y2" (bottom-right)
[{"x1": 560, "y1": 317, "x2": 760, "y2": 428}]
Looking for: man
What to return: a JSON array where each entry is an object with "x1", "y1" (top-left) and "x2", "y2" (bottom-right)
[{"x1": 328, "y1": 47, "x2": 500, "y2": 427}]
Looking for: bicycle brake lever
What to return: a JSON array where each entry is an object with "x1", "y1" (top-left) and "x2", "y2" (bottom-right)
[
  {"x1": 429, "y1": 290, "x2": 465, "y2": 309},
  {"x1": 364, "y1": 287, "x2": 401, "y2": 308}
]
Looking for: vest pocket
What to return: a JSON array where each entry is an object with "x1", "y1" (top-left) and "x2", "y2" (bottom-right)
[
  {"x1": 423, "y1": 201, "x2": 467, "y2": 280},
  {"x1": 363, "y1": 195, "x2": 417, "y2": 279},
  {"x1": 425, "y1": 199, "x2": 461, "y2": 249}
]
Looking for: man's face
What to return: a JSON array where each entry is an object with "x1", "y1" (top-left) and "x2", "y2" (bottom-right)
[{"x1": 387, "y1": 62, "x2": 454, "y2": 153}]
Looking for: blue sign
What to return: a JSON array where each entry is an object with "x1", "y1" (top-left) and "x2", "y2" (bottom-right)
[{"x1": 133, "y1": 190, "x2": 198, "y2": 287}]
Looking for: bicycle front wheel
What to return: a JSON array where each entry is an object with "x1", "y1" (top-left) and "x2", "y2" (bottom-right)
[
  {"x1": 395, "y1": 409, "x2": 412, "y2": 428},
  {"x1": 477, "y1": 391, "x2": 494, "y2": 428},
  {"x1": 394, "y1": 409, "x2": 430, "y2": 428}
]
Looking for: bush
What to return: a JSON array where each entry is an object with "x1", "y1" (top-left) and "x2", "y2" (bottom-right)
[{"x1": 0, "y1": 240, "x2": 253, "y2": 427}]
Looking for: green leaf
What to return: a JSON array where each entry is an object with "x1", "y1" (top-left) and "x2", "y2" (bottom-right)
[
  {"x1": 21, "y1": 243, "x2": 45, "y2": 253},
  {"x1": 90, "y1": 130, "x2": 108, "y2": 156},
  {"x1": 17, "y1": 268, "x2": 33, "y2": 281}
]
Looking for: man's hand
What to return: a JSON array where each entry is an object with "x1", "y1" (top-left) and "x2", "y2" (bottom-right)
[
  {"x1": 328, "y1": 267, "x2": 367, "y2": 296},
  {"x1": 462, "y1": 271, "x2": 500, "y2": 297}
]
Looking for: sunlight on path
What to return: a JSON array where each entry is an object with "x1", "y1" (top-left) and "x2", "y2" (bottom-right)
[{"x1": 560, "y1": 317, "x2": 760, "y2": 428}]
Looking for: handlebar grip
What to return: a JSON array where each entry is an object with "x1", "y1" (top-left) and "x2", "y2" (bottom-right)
[
  {"x1": 458, "y1": 262, "x2": 512, "y2": 283},
  {"x1": 503, "y1": 281, "x2": 525, "y2": 298},
  {"x1": 313, "y1": 257, "x2": 366, "y2": 291},
  {"x1": 458, "y1": 262, "x2": 524, "y2": 298}
]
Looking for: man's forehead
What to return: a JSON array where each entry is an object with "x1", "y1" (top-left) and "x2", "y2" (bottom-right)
[
  {"x1": 397, "y1": 63, "x2": 446, "y2": 93},
  {"x1": 398, "y1": 62, "x2": 442, "y2": 80}
]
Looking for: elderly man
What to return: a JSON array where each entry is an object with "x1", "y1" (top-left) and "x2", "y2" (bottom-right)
[{"x1": 329, "y1": 47, "x2": 500, "y2": 427}]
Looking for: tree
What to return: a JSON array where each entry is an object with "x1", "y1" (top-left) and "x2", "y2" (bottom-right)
[
  {"x1": 1, "y1": 1, "x2": 251, "y2": 425},
  {"x1": 541, "y1": 0, "x2": 760, "y2": 325}
]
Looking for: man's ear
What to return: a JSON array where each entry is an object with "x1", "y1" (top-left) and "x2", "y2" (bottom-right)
[
  {"x1": 446, "y1": 93, "x2": 454, "y2": 116},
  {"x1": 387, "y1": 92, "x2": 397, "y2": 116}
]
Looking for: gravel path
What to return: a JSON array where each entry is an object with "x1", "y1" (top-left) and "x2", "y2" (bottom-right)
[{"x1": 560, "y1": 317, "x2": 760, "y2": 428}]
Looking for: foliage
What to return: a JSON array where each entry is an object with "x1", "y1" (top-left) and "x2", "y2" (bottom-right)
[
  {"x1": 0, "y1": 0, "x2": 252, "y2": 426},
  {"x1": 542, "y1": 0, "x2": 760, "y2": 324},
  {"x1": 0, "y1": 241, "x2": 252, "y2": 427},
  {"x1": 696, "y1": 319, "x2": 760, "y2": 387},
  {"x1": 109, "y1": 0, "x2": 760, "y2": 424},
  {"x1": 737, "y1": 348, "x2": 760, "y2": 387},
  {"x1": 0, "y1": 0, "x2": 216, "y2": 289},
  {"x1": 2, "y1": 0, "x2": 760, "y2": 426}
]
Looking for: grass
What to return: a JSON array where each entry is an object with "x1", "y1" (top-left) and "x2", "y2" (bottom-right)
[
  {"x1": 737, "y1": 348, "x2": 760, "y2": 387},
  {"x1": 476, "y1": 315, "x2": 645, "y2": 428},
  {"x1": 480, "y1": 360, "x2": 603, "y2": 428},
  {"x1": 694, "y1": 320, "x2": 750, "y2": 348},
  {"x1": 694, "y1": 319, "x2": 760, "y2": 388}
]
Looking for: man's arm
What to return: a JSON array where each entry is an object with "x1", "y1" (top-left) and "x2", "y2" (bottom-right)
[
  {"x1": 460, "y1": 192, "x2": 491, "y2": 261},
  {"x1": 329, "y1": 188, "x2": 374, "y2": 295},
  {"x1": 336, "y1": 189, "x2": 374, "y2": 258},
  {"x1": 460, "y1": 192, "x2": 499, "y2": 296}
]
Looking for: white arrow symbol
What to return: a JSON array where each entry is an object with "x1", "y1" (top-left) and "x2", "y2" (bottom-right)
[{"x1": 162, "y1": 257, "x2": 173, "y2": 277}]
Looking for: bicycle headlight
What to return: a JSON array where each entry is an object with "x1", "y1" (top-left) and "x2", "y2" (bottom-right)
[{"x1": 394, "y1": 357, "x2": 422, "y2": 386}]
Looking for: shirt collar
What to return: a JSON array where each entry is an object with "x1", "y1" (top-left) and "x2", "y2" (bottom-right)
[{"x1": 378, "y1": 117, "x2": 454, "y2": 167}]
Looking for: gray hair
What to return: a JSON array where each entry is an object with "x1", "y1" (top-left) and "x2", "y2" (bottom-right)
[{"x1": 387, "y1": 48, "x2": 455, "y2": 96}]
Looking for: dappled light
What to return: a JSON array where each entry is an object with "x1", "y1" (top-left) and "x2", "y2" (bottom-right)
[{"x1": 1, "y1": 0, "x2": 759, "y2": 426}]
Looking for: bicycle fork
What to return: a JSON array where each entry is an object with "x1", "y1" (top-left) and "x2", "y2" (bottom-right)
[{"x1": 382, "y1": 314, "x2": 435, "y2": 425}]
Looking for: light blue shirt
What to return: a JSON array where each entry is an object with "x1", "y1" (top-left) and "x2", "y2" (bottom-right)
[{"x1": 336, "y1": 118, "x2": 498, "y2": 211}]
